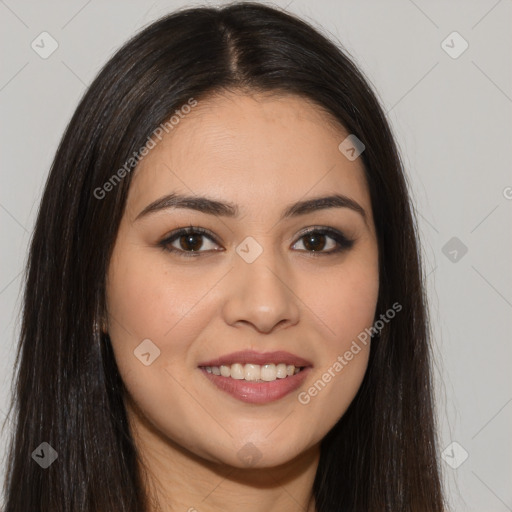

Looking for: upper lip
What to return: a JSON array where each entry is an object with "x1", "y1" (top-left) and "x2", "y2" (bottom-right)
[{"x1": 198, "y1": 350, "x2": 312, "y2": 368}]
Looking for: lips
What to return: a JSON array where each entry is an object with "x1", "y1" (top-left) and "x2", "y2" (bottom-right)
[
  {"x1": 197, "y1": 349, "x2": 312, "y2": 368},
  {"x1": 200, "y1": 366, "x2": 312, "y2": 404},
  {"x1": 197, "y1": 350, "x2": 312, "y2": 404}
]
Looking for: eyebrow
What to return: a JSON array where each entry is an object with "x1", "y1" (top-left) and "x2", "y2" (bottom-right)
[{"x1": 135, "y1": 192, "x2": 367, "y2": 223}]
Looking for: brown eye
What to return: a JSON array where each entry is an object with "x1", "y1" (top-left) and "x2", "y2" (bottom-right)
[
  {"x1": 292, "y1": 227, "x2": 354, "y2": 255},
  {"x1": 301, "y1": 232, "x2": 330, "y2": 251},
  {"x1": 159, "y1": 226, "x2": 354, "y2": 259},
  {"x1": 177, "y1": 232, "x2": 206, "y2": 251},
  {"x1": 159, "y1": 227, "x2": 221, "y2": 257}
]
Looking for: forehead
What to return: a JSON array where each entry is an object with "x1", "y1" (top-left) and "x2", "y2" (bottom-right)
[{"x1": 126, "y1": 92, "x2": 372, "y2": 221}]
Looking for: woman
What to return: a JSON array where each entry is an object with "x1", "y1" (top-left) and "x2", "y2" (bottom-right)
[{"x1": 1, "y1": 2, "x2": 446, "y2": 511}]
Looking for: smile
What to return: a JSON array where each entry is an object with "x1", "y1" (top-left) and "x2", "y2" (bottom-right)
[
  {"x1": 200, "y1": 362, "x2": 303, "y2": 381},
  {"x1": 198, "y1": 350, "x2": 312, "y2": 404}
]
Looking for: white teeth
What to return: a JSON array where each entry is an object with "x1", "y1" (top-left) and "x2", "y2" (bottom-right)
[
  {"x1": 261, "y1": 364, "x2": 276, "y2": 381},
  {"x1": 203, "y1": 363, "x2": 304, "y2": 381},
  {"x1": 220, "y1": 365, "x2": 231, "y2": 377},
  {"x1": 244, "y1": 363, "x2": 260, "y2": 381},
  {"x1": 230, "y1": 363, "x2": 244, "y2": 380},
  {"x1": 276, "y1": 363, "x2": 287, "y2": 378}
]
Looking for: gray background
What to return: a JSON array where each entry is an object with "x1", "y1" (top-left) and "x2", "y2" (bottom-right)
[{"x1": 1, "y1": 0, "x2": 511, "y2": 510}]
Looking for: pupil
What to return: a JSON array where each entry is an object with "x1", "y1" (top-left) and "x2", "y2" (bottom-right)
[
  {"x1": 181, "y1": 234, "x2": 202, "y2": 251},
  {"x1": 304, "y1": 233, "x2": 325, "y2": 251}
]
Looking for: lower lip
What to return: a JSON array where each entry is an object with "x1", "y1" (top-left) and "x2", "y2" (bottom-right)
[{"x1": 199, "y1": 367, "x2": 311, "y2": 404}]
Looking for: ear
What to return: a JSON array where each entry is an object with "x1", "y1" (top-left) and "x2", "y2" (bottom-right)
[{"x1": 95, "y1": 316, "x2": 108, "y2": 334}]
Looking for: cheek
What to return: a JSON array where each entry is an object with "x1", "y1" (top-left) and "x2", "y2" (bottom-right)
[
  {"x1": 293, "y1": 252, "x2": 378, "y2": 430},
  {"x1": 105, "y1": 248, "x2": 217, "y2": 375},
  {"x1": 304, "y1": 252, "x2": 379, "y2": 346},
  {"x1": 104, "y1": 250, "x2": 221, "y2": 452}
]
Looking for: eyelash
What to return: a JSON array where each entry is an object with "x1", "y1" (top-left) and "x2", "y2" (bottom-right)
[{"x1": 158, "y1": 225, "x2": 355, "y2": 258}]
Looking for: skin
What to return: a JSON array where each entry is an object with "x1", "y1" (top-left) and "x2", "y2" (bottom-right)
[{"x1": 105, "y1": 91, "x2": 379, "y2": 512}]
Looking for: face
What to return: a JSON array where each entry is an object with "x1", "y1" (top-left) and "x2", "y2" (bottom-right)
[{"x1": 105, "y1": 91, "x2": 379, "y2": 469}]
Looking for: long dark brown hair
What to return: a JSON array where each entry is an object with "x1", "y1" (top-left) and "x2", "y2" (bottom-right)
[{"x1": 1, "y1": 2, "x2": 446, "y2": 510}]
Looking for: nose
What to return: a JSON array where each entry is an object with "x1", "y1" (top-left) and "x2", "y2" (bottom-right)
[{"x1": 221, "y1": 246, "x2": 301, "y2": 334}]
